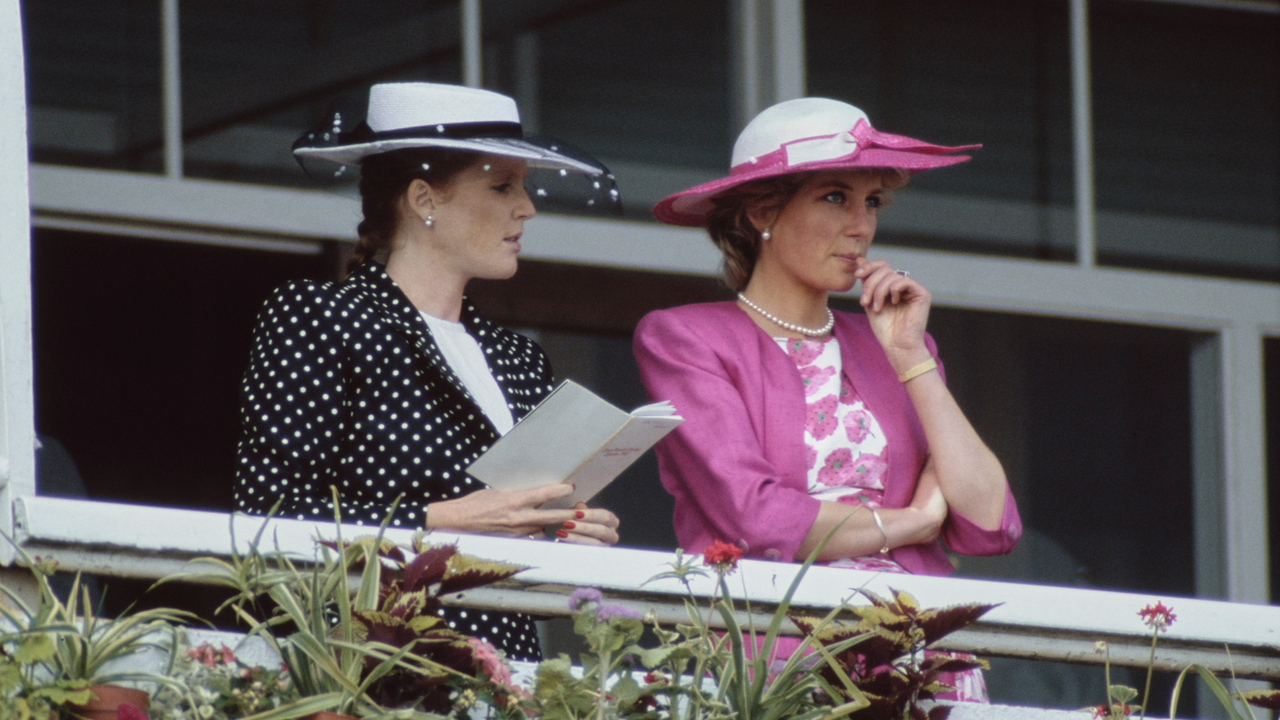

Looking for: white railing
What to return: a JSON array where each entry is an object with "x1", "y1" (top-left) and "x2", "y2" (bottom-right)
[{"x1": 14, "y1": 494, "x2": 1280, "y2": 689}]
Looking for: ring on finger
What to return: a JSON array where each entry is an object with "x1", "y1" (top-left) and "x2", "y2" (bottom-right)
[{"x1": 896, "y1": 269, "x2": 910, "y2": 277}]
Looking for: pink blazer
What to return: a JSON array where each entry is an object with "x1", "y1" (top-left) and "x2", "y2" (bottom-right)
[{"x1": 633, "y1": 301, "x2": 1020, "y2": 576}]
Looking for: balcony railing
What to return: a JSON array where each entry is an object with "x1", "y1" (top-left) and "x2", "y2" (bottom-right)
[{"x1": 8, "y1": 494, "x2": 1280, "y2": 719}]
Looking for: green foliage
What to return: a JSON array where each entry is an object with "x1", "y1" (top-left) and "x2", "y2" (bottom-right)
[
  {"x1": 2, "y1": 534, "x2": 194, "y2": 717},
  {"x1": 158, "y1": 493, "x2": 530, "y2": 719},
  {"x1": 535, "y1": 543, "x2": 996, "y2": 720}
]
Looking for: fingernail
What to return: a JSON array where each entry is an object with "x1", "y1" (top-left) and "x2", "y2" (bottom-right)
[
  {"x1": 563, "y1": 521, "x2": 576, "y2": 530},
  {"x1": 575, "y1": 510, "x2": 586, "y2": 519},
  {"x1": 556, "y1": 529, "x2": 569, "y2": 538}
]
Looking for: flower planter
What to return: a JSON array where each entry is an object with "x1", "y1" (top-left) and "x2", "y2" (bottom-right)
[{"x1": 67, "y1": 685, "x2": 149, "y2": 720}]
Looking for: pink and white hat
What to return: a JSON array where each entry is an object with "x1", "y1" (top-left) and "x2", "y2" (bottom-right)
[{"x1": 653, "y1": 97, "x2": 980, "y2": 227}]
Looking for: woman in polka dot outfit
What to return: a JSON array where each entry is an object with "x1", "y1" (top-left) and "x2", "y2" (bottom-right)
[
  {"x1": 634, "y1": 98, "x2": 1021, "y2": 700},
  {"x1": 235, "y1": 82, "x2": 621, "y2": 661}
]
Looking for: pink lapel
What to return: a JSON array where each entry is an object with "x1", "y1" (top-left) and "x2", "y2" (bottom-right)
[{"x1": 833, "y1": 312, "x2": 929, "y2": 509}]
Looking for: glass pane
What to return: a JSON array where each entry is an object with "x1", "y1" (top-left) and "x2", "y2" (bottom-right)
[
  {"x1": 923, "y1": 305, "x2": 1195, "y2": 713},
  {"x1": 532, "y1": 0, "x2": 732, "y2": 218},
  {"x1": 178, "y1": 0, "x2": 462, "y2": 187},
  {"x1": 1092, "y1": 2, "x2": 1280, "y2": 280},
  {"x1": 806, "y1": 0, "x2": 1076, "y2": 260},
  {"x1": 25, "y1": 1, "x2": 163, "y2": 172}
]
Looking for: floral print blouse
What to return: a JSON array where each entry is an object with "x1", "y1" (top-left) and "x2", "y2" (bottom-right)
[{"x1": 776, "y1": 335, "x2": 905, "y2": 574}]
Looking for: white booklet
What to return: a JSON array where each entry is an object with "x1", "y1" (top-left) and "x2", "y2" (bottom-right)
[{"x1": 466, "y1": 379, "x2": 683, "y2": 509}]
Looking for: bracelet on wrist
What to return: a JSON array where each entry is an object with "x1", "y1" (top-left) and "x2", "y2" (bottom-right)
[
  {"x1": 869, "y1": 508, "x2": 890, "y2": 555},
  {"x1": 897, "y1": 357, "x2": 938, "y2": 384}
]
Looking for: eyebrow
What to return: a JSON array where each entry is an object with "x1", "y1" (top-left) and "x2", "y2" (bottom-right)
[{"x1": 814, "y1": 180, "x2": 883, "y2": 192}]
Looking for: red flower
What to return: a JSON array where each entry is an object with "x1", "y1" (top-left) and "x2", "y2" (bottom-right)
[
  {"x1": 1138, "y1": 601, "x2": 1177, "y2": 632},
  {"x1": 703, "y1": 541, "x2": 743, "y2": 574},
  {"x1": 117, "y1": 704, "x2": 148, "y2": 720}
]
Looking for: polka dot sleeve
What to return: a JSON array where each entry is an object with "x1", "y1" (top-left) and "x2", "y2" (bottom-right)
[{"x1": 235, "y1": 281, "x2": 351, "y2": 519}]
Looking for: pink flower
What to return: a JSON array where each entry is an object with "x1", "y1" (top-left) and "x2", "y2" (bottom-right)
[
  {"x1": 850, "y1": 449, "x2": 889, "y2": 489},
  {"x1": 843, "y1": 409, "x2": 874, "y2": 443},
  {"x1": 804, "y1": 444, "x2": 817, "y2": 470},
  {"x1": 798, "y1": 365, "x2": 836, "y2": 396},
  {"x1": 816, "y1": 448, "x2": 855, "y2": 486},
  {"x1": 838, "y1": 376, "x2": 858, "y2": 404},
  {"x1": 805, "y1": 395, "x2": 839, "y2": 440},
  {"x1": 785, "y1": 338, "x2": 823, "y2": 366},
  {"x1": 703, "y1": 540, "x2": 743, "y2": 574},
  {"x1": 467, "y1": 636, "x2": 513, "y2": 686},
  {"x1": 185, "y1": 642, "x2": 235, "y2": 666},
  {"x1": 1138, "y1": 601, "x2": 1176, "y2": 632}
]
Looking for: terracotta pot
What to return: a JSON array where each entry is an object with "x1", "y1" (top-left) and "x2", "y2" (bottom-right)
[{"x1": 66, "y1": 685, "x2": 149, "y2": 720}]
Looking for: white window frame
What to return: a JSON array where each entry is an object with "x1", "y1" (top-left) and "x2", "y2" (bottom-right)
[{"x1": 3, "y1": 0, "x2": 1277, "y2": 627}]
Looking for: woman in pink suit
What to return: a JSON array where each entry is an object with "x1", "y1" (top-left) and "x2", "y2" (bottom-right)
[{"x1": 633, "y1": 98, "x2": 1020, "y2": 701}]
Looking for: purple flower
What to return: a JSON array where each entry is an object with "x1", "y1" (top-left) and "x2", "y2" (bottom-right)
[
  {"x1": 568, "y1": 587, "x2": 603, "y2": 611},
  {"x1": 596, "y1": 603, "x2": 642, "y2": 622}
]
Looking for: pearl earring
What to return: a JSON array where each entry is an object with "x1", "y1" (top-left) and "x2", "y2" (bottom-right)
[
  {"x1": 761, "y1": 227, "x2": 771, "y2": 241},
  {"x1": 424, "y1": 215, "x2": 434, "y2": 229}
]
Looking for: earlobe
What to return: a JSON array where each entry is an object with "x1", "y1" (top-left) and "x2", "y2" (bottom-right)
[
  {"x1": 746, "y1": 205, "x2": 778, "y2": 235},
  {"x1": 406, "y1": 178, "x2": 436, "y2": 222}
]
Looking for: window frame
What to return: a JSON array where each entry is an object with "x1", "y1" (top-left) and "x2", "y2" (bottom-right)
[{"x1": 3, "y1": 0, "x2": 1278, "y2": 616}]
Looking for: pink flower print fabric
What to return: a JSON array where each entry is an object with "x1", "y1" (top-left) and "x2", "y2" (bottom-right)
[
  {"x1": 806, "y1": 395, "x2": 839, "y2": 439},
  {"x1": 799, "y1": 365, "x2": 837, "y2": 397},
  {"x1": 850, "y1": 447, "x2": 889, "y2": 489},
  {"x1": 844, "y1": 408, "x2": 874, "y2": 443},
  {"x1": 817, "y1": 448, "x2": 854, "y2": 486},
  {"x1": 784, "y1": 337, "x2": 824, "y2": 366},
  {"x1": 773, "y1": 335, "x2": 889, "y2": 503},
  {"x1": 839, "y1": 376, "x2": 856, "y2": 403}
]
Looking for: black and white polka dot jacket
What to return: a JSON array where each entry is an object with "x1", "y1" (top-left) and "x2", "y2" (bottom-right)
[{"x1": 234, "y1": 261, "x2": 557, "y2": 528}]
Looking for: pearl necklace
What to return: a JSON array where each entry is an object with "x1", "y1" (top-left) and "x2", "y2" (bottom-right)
[{"x1": 737, "y1": 292, "x2": 834, "y2": 337}]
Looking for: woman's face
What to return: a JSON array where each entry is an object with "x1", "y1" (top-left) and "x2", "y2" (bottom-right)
[
  {"x1": 428, "y1": 154, "x2": 536, "y2": 282},
  {"x1": 755, "y1": 169, "x2": 884, "y2": 294}
]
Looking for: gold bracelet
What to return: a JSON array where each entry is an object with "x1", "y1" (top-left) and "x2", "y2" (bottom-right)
[
  {"x1": 869, "y1": 508, "x2": 890, "y2": 554},
  {"x1": 897, "y1": 358, "x2": 938, "y2": 384}
]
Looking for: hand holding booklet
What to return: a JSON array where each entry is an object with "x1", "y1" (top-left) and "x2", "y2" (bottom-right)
[{"x1": 466, "y1": 380, "x2": 683, "y2": 509}]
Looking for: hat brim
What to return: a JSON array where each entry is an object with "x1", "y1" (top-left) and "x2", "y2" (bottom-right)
[
  {"x1": 653, "y1": 148, "x2": 974, "y2": 227},
  {"x1": 294, "y1": 136, "x2": 605, "y2": 175}
]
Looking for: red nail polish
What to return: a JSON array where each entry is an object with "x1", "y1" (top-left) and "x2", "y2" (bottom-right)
[
  {"x1": 575, "y1": 510, "x2": 586, "y2": 519},
  {"x1": 563, "y1": 521, "x2": 576, "y2": 530},
  {"x1": 556, "y1": 529, "x2": 569, "y2": 538}
]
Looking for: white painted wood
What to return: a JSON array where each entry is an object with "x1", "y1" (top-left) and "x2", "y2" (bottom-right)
[
  {"x1": 730, "y1": 0, "x2": 762, "y2": 130},
  {"x1": 29, "y1": 165, "x2": 361, "y2": 242},
  {"x1": 27, "y1": 165, "x2": 1280, "y2": 277},
  {"x1": 0, "y1": 0, "x2": 34, "y2": 562},
  {"x1": 770, "y1": 0, "x2": 806, "y2": 102},
  {"x1": 161, "y1": 0, "x2": 182, "y2": 179},
  {"x1": 1070, "y1": 0, "x2": 1097, "y2": 267},
  {"x1": 1190, "y1": 335, "x2": 1226, "y2": 600},
  {"x1": 1223, "y1": 327, "x2": 1270, "y2": 603},
  {"x1": 13, "y1": 496, "x2": 1280, "y2": 681},
  {"x1": 461, "y1": 0, "x2": 481, "y2": 88}
]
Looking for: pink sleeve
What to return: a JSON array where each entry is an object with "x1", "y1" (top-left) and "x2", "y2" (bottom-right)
[
  {"x1": 941, "y1": 485, "x2": 1021, "y2": 556},
  {"x1": 634, "y1": 311, "x2": 820, "y2": 561}
]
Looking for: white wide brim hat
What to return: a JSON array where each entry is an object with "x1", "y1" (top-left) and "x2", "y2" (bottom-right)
[
  {"x1": 653, "y1": 97, "x2": 980, "y2": 226},
  {"x1": 293, "y1": 82, "x2": 605, "y2": 176}
]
